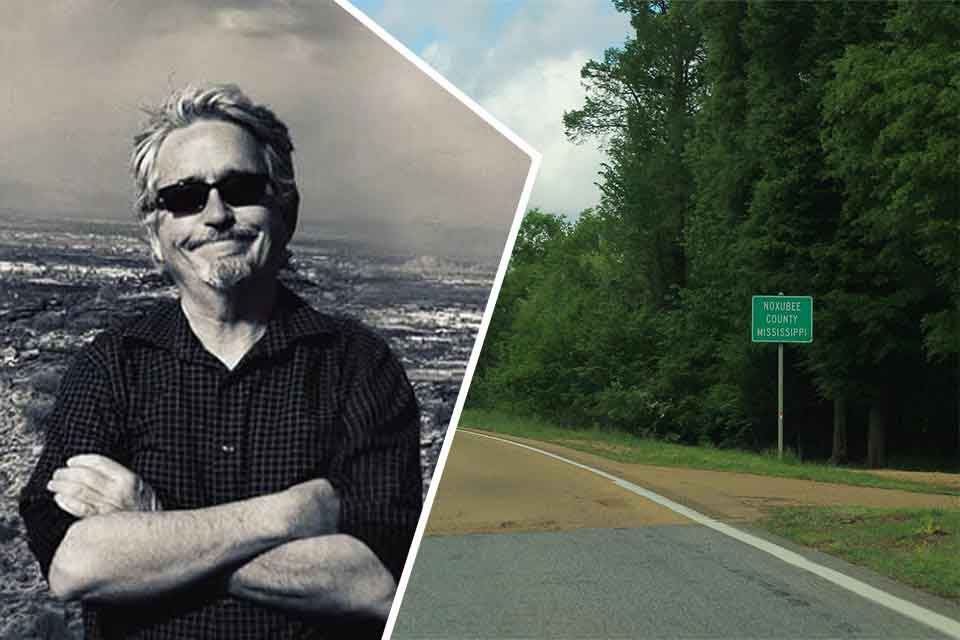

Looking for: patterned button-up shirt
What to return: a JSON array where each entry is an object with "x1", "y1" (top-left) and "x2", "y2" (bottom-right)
[{"x1": 19, "y1": 286, "x2": 422, "y2": 639}]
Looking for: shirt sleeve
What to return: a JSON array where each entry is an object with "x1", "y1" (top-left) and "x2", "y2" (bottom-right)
[
  {"x1": 328, "y1": 330, "x2": 422, "y2": 584},
  {"x1": 18, "y1": 345, "x2": 125, "y2": 580}
]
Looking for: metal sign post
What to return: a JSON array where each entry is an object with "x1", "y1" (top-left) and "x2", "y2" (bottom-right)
[
  {"x1": 752, "y1": 293, "x2": 813, "y2": 461},
  {"x1": 778, "y1": 342, "x2": 783, "y2": 460}
]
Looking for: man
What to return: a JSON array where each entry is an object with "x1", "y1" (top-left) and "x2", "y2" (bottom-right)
[{"x1": 19, "y1": 84, "x2": 422, "y2": 639}]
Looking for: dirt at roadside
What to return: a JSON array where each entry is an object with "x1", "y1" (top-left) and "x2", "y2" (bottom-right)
[
  {"x1": 555, "y1": 438, "x2": 960, "y2": 494},
  {"x1": 852, "y1": 468, "x2": 960, "y2": 491},
  {"x1": 447, "y1": 430, "x2": 960, "y2": 531}
]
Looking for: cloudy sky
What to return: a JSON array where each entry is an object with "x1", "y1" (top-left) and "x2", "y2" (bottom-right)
[
  {"x1": 354, "y1": 0, "x2": 632, "y2": 217},
  {"x1": 0, "y1": 1, "x2": 631, "y2": 260}
]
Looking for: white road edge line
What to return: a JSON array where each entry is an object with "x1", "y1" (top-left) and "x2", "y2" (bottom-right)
[{"x1": 463, "y1": 429, "x2": 960, "y2": 640}]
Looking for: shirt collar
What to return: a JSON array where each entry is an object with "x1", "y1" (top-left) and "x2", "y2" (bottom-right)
[
  {"x1": 253, "y1": 285, "x2": 337, "y2": 358},
  {"x1": 122, "y1": 284, "x2": 336, "y2": 363}
]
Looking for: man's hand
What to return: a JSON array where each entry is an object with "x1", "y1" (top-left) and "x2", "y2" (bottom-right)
[{"x1": 47, "y1": 454, "x2": 161, "y2": 519}]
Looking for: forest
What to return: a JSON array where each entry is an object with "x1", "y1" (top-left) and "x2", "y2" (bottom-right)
[{"x1": 467, "y1": 0, "x2": 959, "y2": 468}]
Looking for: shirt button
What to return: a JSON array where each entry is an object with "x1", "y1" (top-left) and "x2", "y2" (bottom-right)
[{"x1": 221, "y1": 444, "x2": 236, "y2": 454}]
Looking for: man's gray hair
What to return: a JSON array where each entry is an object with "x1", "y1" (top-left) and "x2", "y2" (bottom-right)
[{"x1": 131, "y1": 83, "x2": 300, "y2": 233}]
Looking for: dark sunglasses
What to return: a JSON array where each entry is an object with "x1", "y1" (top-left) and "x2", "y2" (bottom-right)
[{"x1": 156, "y1": 172, "x2": 270, "y2": 215}]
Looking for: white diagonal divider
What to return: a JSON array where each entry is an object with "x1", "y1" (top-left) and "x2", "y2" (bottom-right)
[{"x1": 328, "y1": 5, "x2": 543, "y2": 640}]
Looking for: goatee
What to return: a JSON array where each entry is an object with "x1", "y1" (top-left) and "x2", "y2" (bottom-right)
[{"x1": 200, "y1": 256, "x2": 255, "y2": 290}]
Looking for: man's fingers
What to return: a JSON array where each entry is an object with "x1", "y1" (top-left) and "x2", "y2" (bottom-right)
[
  {"x1": 52, "y1": 492, "x2": 116, "y2": 518},
  {"x1": 67, "y1": 454, "x2": 134, "y2": 481},
  {"x1": 65, "y1": 455, "x2": 141, "y2": 503},
  {"x1": 52, "y1": 466, "x2": 112, "y2": 493},
  {"x1": 61, "y1": 454, "x2": 160, "y2": 513},
  {"x1": 53, "y1": 493, "x2": 91, "y2": 518},
  {"x1": 47, "y1": 479, "x2": 122, "y2": 510}
]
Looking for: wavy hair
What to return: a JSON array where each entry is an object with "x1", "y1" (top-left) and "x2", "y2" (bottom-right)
[{"x1": 131, "y1": 83, "x2": 300, "y2": 234}]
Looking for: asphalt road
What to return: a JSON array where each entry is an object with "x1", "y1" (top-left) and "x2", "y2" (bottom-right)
[{"x1": 390, "y1": 431, "x2": 960, "y2": 639}]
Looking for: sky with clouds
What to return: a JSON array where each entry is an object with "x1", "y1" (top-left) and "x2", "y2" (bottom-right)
[
  {"x1": 359, "y1": 0, "x2": 633, "y2": 217},
  {"x1": 1, "y1": 1, "x2": 631, "y2": 260}
]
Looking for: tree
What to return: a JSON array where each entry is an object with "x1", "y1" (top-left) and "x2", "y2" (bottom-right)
[
  {"x1": 564, "y1": 0, "x2": 705, "y2": 308},
  {"x1": 820, "y1": 0, "x2": 960, "y2": 464},
  {"x1": 471, "y1": 209, "x2": 569, "y2": 406}
]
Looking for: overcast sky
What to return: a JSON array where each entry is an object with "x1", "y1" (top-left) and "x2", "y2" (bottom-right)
[{"x1": 0, "y1": 1, "x2": 631, "y2": 260}]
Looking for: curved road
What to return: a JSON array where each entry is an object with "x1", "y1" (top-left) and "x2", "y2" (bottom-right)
[{"x1": 390, "y1": 431, "x2": 960, "y2": 639}]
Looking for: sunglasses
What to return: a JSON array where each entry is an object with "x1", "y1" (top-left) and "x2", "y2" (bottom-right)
[{"x1": 156, "y1": 172, "x2": 270, "y2": 215}]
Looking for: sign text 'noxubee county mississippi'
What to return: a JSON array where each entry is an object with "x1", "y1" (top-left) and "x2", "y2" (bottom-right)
[{"x1": 751, "y1": 295, "x2": 813, "y2": 343}]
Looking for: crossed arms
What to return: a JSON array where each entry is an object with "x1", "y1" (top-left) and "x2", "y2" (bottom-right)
[
  {"x1": 45, "y1": 455, "x2": 396, "y2": 619},
  {"x1": 19, "y1": 337, "x2": 422, "y2": 624}
]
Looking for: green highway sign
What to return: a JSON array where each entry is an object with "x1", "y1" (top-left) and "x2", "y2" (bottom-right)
[{"x1": 751, "y1": 295, "x2": 813, "y2": 343}]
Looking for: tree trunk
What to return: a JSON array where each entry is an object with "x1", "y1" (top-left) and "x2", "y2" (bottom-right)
[
  {"x1": 867, "y1": 396, "x2": 888, "y2": 469},
  {"x1": 831, "y1": 393, "x2": 848, "y2": 465}
]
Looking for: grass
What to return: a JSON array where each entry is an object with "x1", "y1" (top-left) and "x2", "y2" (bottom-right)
[
  {"x1": 884, "y1": 453, "x2": 960, "y2": 474},
  {"x1": 458, "y1": 407, "x2": 960, "y2": 496},
  {"x1": 757, "y1": 506, "x2": 960, "y2": 600}
]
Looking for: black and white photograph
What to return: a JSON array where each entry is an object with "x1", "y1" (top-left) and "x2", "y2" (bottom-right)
[{"x1": 0, "y1": 3, "x2": 536, "y2": 639}]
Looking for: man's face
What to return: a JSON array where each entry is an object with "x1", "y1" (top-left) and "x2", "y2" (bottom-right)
[{"x1": 149, "y1": 119, "x2": 291, "y2": 292}]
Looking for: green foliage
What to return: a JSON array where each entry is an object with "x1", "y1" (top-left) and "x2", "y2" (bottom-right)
[
  {"x1": 470, "y1": 0, "x2": 960, "y2": 462},
  {"x1": 565, "y1": 0, "x2": 704, "y2": 307},
  {"x1": 820, "y1": 0, "x2": 960, "y2": 364}
]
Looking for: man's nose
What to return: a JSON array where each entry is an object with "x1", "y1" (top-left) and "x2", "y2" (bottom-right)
[{"x1": 200, "y1": 188, "x2": 234, "y2": 228}]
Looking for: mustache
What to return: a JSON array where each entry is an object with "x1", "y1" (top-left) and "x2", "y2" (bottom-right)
[{"x1": 183, "y1": 228, "x2": 259, "y2": 251}]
